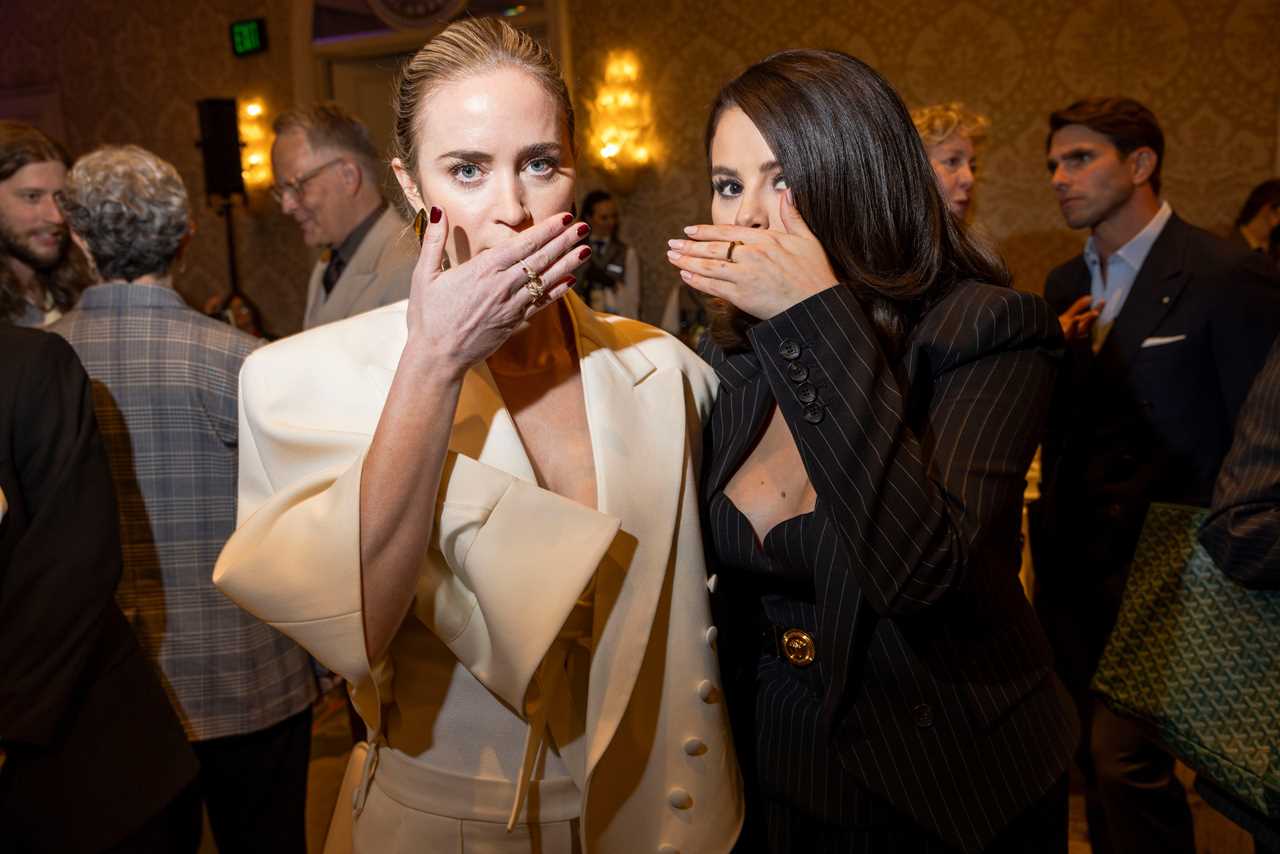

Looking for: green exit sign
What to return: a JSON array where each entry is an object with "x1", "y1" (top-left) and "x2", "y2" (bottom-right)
[{"x1": 230, "y1": 18, "x2": 267, "y2": 58}]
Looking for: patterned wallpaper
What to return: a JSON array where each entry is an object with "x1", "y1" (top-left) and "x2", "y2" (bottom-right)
[
  {"x1": 565, "y1": 0, "x2": 1280, "y2": 321},
  {"x1": 1, "y1": 0, "x2": 312, "y2": 337},
  {"x1": 3, "y1": 0, "x2": 1277, "y2": 333}
]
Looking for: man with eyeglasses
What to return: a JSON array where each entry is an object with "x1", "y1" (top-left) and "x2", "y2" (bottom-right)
[{"x1": 271, "y1": 103, "x2": 414, "y2": 330}]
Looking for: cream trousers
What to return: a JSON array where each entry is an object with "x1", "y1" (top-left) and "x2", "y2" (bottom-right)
[{"x1": 353, "y1": 745, "x2": 583, "y2": 854}]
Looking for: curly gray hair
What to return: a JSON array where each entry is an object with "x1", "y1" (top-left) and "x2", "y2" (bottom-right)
[{"x1": 58, "y1": 145, "x2": 190, "y2": 282}]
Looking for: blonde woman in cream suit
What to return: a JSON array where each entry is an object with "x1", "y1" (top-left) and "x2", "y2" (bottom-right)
[{"x1": 213, "y1": 18, "x2": 741, "y2": 854}]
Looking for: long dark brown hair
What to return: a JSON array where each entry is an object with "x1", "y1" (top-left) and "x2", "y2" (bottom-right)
[
  {"x1": 0, "y1": 121, "x2": 86, "y2": 323},
  {"x1": 704, "y1": 50, "x2": 1008, "y2": 352}
]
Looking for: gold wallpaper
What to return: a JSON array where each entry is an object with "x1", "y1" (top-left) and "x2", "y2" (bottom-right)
[
  {"x1": 3, "y1": 0, "x2": 1277, "y2": 333},
  {"x1": 565, "y1": 0, "x2": 1280, "y2": 320},
  {"x1": 1, "y1": 0, "x2": 312, "y2": 337}
]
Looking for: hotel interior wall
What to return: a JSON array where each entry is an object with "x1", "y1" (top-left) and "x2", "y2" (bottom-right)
[{"x1": 2, "y1": 0, "x2": 1275, "y2": 334}]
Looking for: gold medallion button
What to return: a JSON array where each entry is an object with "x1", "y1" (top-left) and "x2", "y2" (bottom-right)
[{"x1": 781, "y1": 628, "x2": 816, "y2": 667}]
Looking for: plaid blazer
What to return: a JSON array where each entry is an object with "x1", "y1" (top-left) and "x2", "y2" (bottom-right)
[{"x1": 52, "y1": 283, "x2": 315, "y2": 740}]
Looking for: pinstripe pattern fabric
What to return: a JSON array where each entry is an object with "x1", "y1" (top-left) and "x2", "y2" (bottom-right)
[
  {"x1": 52, "y1": 283, "x2": 316, "y2": 741},
  {"x1": 701, "y1": 282, "x2": 1078, "y2": 853},
  {"x1": 1201, "y1": 336, "x2": 1280, "y2": 588}
]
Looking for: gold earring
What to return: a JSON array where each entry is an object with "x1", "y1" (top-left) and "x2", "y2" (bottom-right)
[{"x1": 413, "y1": 208, "x2": 428, "y2": 244}]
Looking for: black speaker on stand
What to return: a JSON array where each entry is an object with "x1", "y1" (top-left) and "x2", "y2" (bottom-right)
[{"x1": 196, "y1": 98, "x2": 264, "y2": 334}]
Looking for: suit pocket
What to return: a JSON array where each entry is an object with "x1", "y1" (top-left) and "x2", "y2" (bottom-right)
[
  {"x1": 939, "y1": 610, "x2": 1054, "y2": 730},
  {"x1": 961, "y1": 667, "x2": 1050, "y2": 730}
]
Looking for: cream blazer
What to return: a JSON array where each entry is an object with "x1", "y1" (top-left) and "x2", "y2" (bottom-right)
[
  {"x1": 214, "y1": 293, "x2": 743, "y2": 853},
  {"x1": 303, "y1": 206, "x2": 416, "y2": 330}
]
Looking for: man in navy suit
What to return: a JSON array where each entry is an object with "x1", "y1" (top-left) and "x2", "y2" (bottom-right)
[{"x1": 1032, "y1": 96, "x2": 1280, "y2": 854}]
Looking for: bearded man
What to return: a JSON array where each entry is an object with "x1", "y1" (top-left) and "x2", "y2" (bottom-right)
[{"x1": 0, "y1": 121, "x2": 85, "y2": 326}]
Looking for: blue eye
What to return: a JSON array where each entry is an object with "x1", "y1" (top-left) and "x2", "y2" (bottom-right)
[
  {"x1": 712, "y1": 179, "x2": 742, "y2": 198},
  {"x1": 451, "y1": 163, "x2": 483, "y2": 183},
  {"x1": 526, "y1": 157, "x2": 556, "y2": 176}
]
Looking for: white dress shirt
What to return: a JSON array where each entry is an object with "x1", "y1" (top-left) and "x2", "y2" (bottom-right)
[{"x1": 1084, "y1": 201, "x2": 1173, "y2": 338}]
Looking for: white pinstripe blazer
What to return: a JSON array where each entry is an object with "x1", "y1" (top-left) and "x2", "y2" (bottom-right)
[{"x1": 702, "y1": 282, "x2": 1079, "y2": 852}]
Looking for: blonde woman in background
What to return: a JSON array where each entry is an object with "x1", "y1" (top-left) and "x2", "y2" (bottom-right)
[
  {"x1": 214, "y1": 16, "x2": 741, "y2": 854},
  {"x1": 911, "y1": 102, "x2": 990, "y2": 220}
]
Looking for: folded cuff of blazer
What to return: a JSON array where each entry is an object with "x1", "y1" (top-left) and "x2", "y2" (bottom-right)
[
  {"x1": 215, "y1": 447, "x2": 622, "y2": 715},
  {"x1": 437, "y1": 456, "x2": 622, "y2": 710},
  {"x1": 214, "y1": 454, "x2": 370, "y2": 681}
]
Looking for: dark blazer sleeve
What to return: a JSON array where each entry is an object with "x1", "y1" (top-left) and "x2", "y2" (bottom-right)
[
  {"x1": 1206, "y1": 250, "x2": 1280, "y2": 428},
  {"x1": 0, "y1": 332, "x2": 124, "y2": 748},
  {"x1": 1043, "y1": 257, "x2": 1089, "y2": 316},
  {"x1": 1200, "y1": 337, "x2": 1280, "y2": 588},
  {"x1": 747, "y1": 284, "x2": 1062, "y2": 616}
]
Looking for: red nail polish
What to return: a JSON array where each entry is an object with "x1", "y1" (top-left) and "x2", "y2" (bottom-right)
[
  {"x1": 578, "y1": 246, "x2": 591, "y2": 260},
  {"x1": 576, "y1": 223, "x2": 590, "y2": 237},
  {"x1": 429, "y1": 206, "x2": 442, "y2": 224},
  {"x1": 561, "y1": 213, "x2": 573, "y2": 227},
  {"x1": 564, "y1": 275, "x2": 577, "y2": 286}
]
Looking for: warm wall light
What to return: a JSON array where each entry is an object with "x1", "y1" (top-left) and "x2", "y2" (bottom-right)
[
  {"x1": 588, "y1": 51, "x2": 659, "y2": 189},
  {"x1": 238, "y1": 97, "x2": 272, "y2": 190}
]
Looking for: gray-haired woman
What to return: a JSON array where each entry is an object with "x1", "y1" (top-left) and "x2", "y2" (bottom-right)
[{"x1": 51, "y1": 145, "x2": 318, "y2": 853}]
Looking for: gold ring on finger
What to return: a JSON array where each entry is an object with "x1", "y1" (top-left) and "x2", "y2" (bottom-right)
[
  {"x1": 521, "y1": 265, "x2": 546, "y2": 301},
  {"x1": 725, "y1": 240, "x2": 744, "y2": 262}
]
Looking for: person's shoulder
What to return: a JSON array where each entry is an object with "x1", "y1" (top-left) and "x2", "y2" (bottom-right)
[
  {"x1": 246, "y1": 302, "x2": 405, "y2": 383},
  {"x1": 182, "y1": 306, "x2": 262, "y2": 360},
  {"x1": 0, "y1": 325, "x2": 78, "y2": 374},
  {"x1": 917, "y1": 281, "x2": 1063, "y2": 369},
  {"x1": 590, "y1": 312, "x2": 717, "y2": 400},
  {"x1": 372, "y1": 207, "x2": 417, "y2": 266},
  {"x1": 594, "y1": 312, "x2": 707, "y2": 371},
  {"x1": 1044, "y1": 253, "x2": 1087, "y2": 301},
  {"x1": 0, "y1": 326, "x2": 86, "y2": 411},
  {"x1": 1172, "y1": 215, "x2": 1278, "y2": 282}
]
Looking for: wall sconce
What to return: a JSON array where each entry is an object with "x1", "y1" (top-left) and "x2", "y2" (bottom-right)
[
  {"x1": 588, "y1": 51, "x2": 658, "y2": 193},
  {"x1": 238, "y1": 97, "x2": 272, "y2": 191}
]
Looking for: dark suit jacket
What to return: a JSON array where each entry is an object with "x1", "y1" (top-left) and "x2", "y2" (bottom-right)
[
  {"x1": 1037, "y1": 214, "x2": 1280, "y2": 595},
  {"x1": 1200, "y1": 336, "x2": 1280, "y2": 588},
  {"x1": 701, "y1": 283, "x2": 1078, "y2": 853},
  {"x1": 0, "y1": 327, "x2": 197, "y2": 852}
]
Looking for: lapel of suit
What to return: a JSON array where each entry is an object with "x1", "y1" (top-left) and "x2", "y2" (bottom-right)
[
  {"x1": 448, "y1": 363, "x2": 538, "y2": 481},
  {"x1": 565, "y1": 295, "x2": 686, "y2": 776},
  {"x1": 361, "y1": 307, "x2": 536, "y2": 479},
  {"x1": 1098, "y1": 215, "x2": 1188, "y2": 370},
  {"x1": 704, "y1": 350, "x2": 772, "y2": 499},
  {"x1": 311, "y1": 208, "x2": 395, "y2": 327},
  {"x1": 303, "y1": 262, "x2": 324, "y2": 329}
]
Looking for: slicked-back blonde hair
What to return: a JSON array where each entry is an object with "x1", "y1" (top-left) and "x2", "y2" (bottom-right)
[
  {"x1": 910, "y1": 102, "x2": 990, "y2": 148},
  {"x1": 392, "y1": 17, "x2": 574, "y2": 196}
]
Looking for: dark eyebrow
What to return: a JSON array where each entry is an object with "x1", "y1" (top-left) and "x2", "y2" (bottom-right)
[
  {"x1": 438, "y1": 149, "x2": 493, "y2": 163},
  {"x1": 519, "y1": 142, "x2": 563, "y2": 161},
  {"x1": 1049, "y1": 147, "x2": 1094, "y2": 164},
  {"x1": 710, "y1": 161, "x2": 781, "y2": 180},
  {"x1": 1047, "y1": 146, "x2": 1093, "y2": 171},
  {"x1": 437, "y1": 142, "x2": 564, "y2": 164}
]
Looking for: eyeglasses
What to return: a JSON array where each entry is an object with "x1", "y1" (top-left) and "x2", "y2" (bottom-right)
[{"x1": 270, "y1": 158, "x2": 344, "y2": 204}]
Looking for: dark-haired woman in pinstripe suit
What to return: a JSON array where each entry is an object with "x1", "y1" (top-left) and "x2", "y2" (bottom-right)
[{"x1": 667, "y1": 49, "x2": 1079, "y2": 853}]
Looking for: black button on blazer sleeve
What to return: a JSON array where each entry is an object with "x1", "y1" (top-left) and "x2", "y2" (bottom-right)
[{"x1": 746, "y1": 283, "x2": 1063, "y2": 616}]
